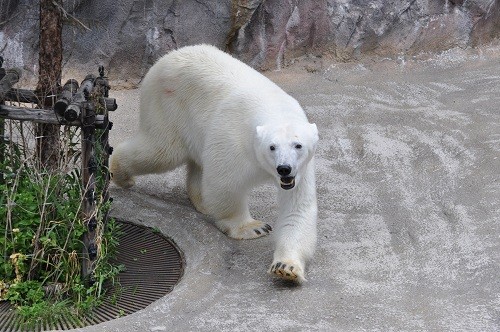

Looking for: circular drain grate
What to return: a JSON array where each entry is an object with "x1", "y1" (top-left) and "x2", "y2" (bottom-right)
[{"x1": 0, "y1": 220, "x2": 184, "y2": 331}]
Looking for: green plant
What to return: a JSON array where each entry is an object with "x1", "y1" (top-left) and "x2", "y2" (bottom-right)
[{"x1": 0, "y1": 120, "x2": 122, "y2": 326}]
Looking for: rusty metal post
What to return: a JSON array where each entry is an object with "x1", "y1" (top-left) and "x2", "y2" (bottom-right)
[
  {"x1": 80, "y1": 67, "x2": 114, "y2": 282},
  {"x1": 94, "y1": 66, "x2": 113, "y2": 219},
  {"x1": 79, "y1": 74, "x2": 97, "y2": 282}
]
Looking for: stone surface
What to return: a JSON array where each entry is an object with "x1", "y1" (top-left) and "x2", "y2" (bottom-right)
[
  {"x1": 231, "y1": 0, "x2": 500, "y2": 69},
  {"x1": 0, "y1": 1, "x2": 499, "y2": 86}
]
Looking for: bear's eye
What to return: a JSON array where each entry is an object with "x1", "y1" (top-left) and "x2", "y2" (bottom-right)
[
  {"x1": 295, "y1": 144, "x2": 302, "y2": 149},
  {"x1": 270, "y1": 145, "x2": 276, "y2": 151}
]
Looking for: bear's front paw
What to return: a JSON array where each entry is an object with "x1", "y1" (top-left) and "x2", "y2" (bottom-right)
[{"x1": 269, "y1": 260, "x2": 305, "y2": 283}]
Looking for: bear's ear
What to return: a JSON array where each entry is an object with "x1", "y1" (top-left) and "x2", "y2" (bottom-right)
[
  {"x1": 309, "y1": 123, "x2": 319, "y2": 145},
  {"x1": 256, "y1": 125, "x2": 265, "y2": 138}
]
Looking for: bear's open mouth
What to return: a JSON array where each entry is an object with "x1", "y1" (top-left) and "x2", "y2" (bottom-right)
[{"x1": 280, "y1": 176, "x2": 295, "y2": 190}]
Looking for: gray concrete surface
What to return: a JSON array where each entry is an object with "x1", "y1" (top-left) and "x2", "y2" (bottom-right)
[{"x1": 78, "y1": 47, "x2": 500, "y2": 332}]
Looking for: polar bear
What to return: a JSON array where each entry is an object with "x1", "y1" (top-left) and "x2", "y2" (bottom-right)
[{"x1": 110, "y1": 44, "x2": 318, "y2": 283}]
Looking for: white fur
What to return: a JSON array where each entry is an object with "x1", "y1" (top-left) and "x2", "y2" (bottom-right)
[{"x1": 110, "y1": 44, "x2": 319, "y2": 283}]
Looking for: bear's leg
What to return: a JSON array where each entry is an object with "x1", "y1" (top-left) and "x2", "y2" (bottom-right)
[
  {"x1": 268, "y1": 217, "x2": 316, "y2": 283},
  {"x1": 269, "y1": 224, "x2": 316, "y2": 283},
  {"x1": 268, "y1": 164, "x2": 317, "y2": 283},
  {"x1": 214, "y1": 200, "x2": 273, "y2": 240},
  {"x1": 186, "y1": 161, "x2": 206, "y2": 214},
  {"x1": 201, "y1": 180, "x2": 272, "y2": 240},
  {"x1": 110, "y1": 133, "x2": 186, "y2": 188}
]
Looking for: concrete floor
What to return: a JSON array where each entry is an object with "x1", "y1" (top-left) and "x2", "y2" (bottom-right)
[{"x1": 77, "y1": 47, "x2": 500, "y2": 332}]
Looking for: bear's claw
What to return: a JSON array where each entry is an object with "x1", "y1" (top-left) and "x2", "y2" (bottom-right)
[
  {"x1": 254, "y1": 224, "x2": 272, "y2": 235},
  {"x1": 269, "y1": 260, "x2": 305, "y2": 283},
  {"x1": 218, "y1": 219, "x2": 272, "y2": 240}
]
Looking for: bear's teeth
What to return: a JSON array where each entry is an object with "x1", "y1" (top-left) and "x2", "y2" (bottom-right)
[{"x1": 280, "y1": 177, "x2": 295, "y2": 189}]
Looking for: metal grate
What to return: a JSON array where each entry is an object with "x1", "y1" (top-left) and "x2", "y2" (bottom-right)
[{"x1": 0, "y1": 220, "x2": 184, "y2": 331}]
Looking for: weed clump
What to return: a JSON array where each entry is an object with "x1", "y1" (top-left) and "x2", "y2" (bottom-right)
[{"x1": 0, "y1": 122, "x2": 122, "y2": 327}]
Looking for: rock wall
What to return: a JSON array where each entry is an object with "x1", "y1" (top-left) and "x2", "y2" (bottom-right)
[
  {"x1": 230, "y1": 0, "x2": 500, "y2": 68},
  {"x1": 0, "y1": 0, "x2": 499, "y2": 86}
]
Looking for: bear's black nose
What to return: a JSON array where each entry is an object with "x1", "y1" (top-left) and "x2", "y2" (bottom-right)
[{"x1": 277, "y1": 165, "x2": 292, "y2": 176}]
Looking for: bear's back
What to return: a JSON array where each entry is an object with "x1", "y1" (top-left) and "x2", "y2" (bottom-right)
[
  {"x1": 162, "y1": 44, "x2": 265, "y2": 86},
  {"x1": 145, "y1": 45, "x2": 286, "y2": 105},
  {"x1": 138, "y1": 45, "x2": 308, "y2": 155}
]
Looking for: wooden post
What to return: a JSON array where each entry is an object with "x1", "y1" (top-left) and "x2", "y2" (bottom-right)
[
  {"x1": 35, "y1": 0, "x2": 63, "y2": 170},
  {"x1": 30, "y1": 0, "x2": 63, "y2": 277},
  {"x1": 0, "y1": 57, "x2": 5, "y2": 185},
  {"x1": 0, "y1": 104, "x2": 107, "y2": 126},
  {"x1": 0, "y1": 63, "x2": 22, "y2": 184}
]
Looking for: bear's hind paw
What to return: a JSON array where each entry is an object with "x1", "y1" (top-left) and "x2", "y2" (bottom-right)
[
  {"x1": 217, "y1": 220, "x2": 272, "y2": 240},
  {"x1": 269, "y1": 260, "x2": 305, "y2": 283},
  {"x1": 111, "y1": 174, "x2": 135, "y2": 189},
  {"x1": 233, "y1": 222, "x2": 272, "y2": 240},
  {"x1": 253, "y1": 224, "x2": 272, "y2": 237}
]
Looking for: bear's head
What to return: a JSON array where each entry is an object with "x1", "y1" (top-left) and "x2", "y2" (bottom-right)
[{"x1": 255, "y1": 122, "x2": 318, "y2": 190}]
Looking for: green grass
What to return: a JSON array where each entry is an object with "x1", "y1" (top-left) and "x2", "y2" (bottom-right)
[{"x1": 0, "y1": 121, "x2": 122, "y2": 327}]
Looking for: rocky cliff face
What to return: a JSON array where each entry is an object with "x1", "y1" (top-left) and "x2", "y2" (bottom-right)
[
  {"x1": 1, "y1": 0, "x2": 498, "y2": 86},
  {"x1": 230, "y1": 0, "x2": 500, "y2": 68}
]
